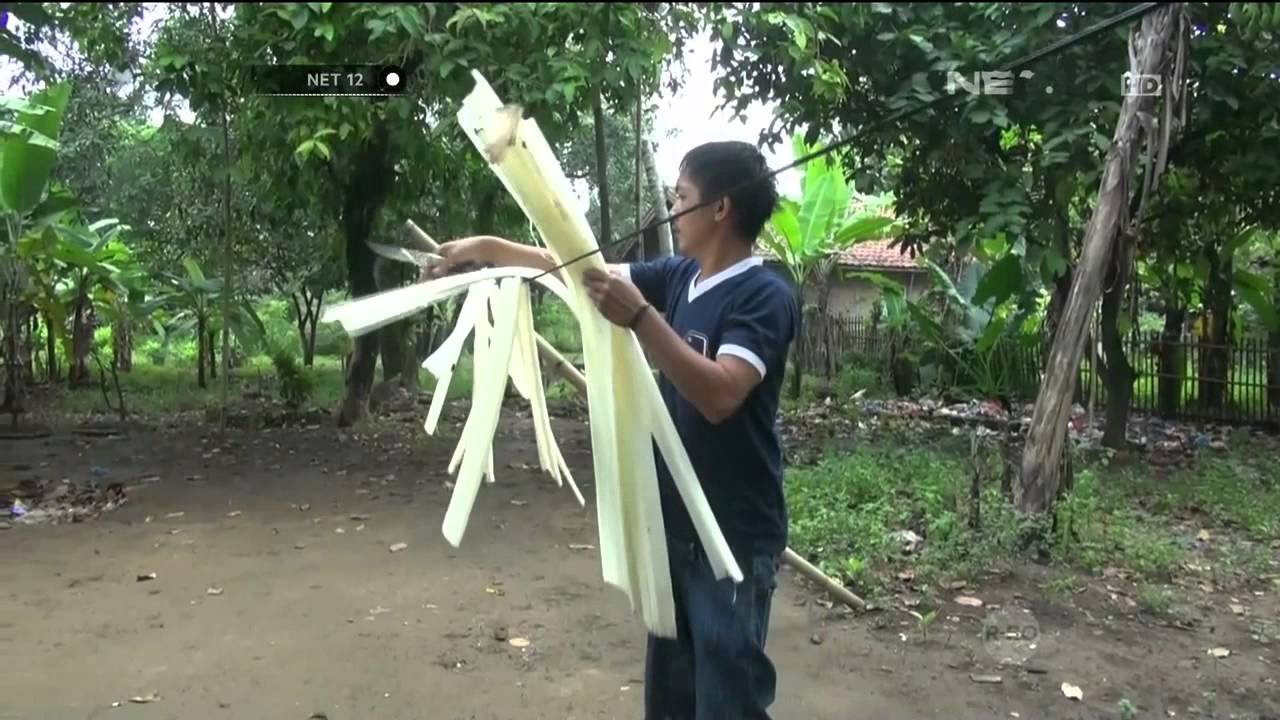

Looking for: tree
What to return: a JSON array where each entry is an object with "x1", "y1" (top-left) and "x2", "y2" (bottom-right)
[
  {"x1": 44, "y1": 217, "x2": 139, "y2": 385},
  {"x1": 146, "y1": 257, "x2": 262, "y2": 388},
  {"x1": 1019, "y1": 6, "x2": 1187, "y2": 513},
  {"x1": 561, "y1": 105, "x2": 661, "y2": 257},
  {"x1": 643, "y1": 138, "x2": 673, "y2": 257},
  {"x1": 1, "y1": 82, "x2": 73, "y2": 425},
  {"x1": 150, "y1": 2, "x2": 700, "y2": 427},
  {"x1": 762, "y1": 132, "x2": 898, "y2": 397},
  {"x1": 707, "y1": 2, "x2": 1278, "y2": 504}
]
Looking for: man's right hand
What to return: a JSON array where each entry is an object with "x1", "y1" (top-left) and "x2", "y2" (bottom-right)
[{"x1": 423, "y1": 236, "x2": 494, "y2": 280}]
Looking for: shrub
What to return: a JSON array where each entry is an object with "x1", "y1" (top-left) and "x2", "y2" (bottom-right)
[{"x1": 271, "y1": 349, "x2": 313, "y2": 409}]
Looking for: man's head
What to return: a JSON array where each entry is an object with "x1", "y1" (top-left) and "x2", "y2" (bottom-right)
[{"x1": 672, "y1": 141, "x2": 778, "y2": 255}]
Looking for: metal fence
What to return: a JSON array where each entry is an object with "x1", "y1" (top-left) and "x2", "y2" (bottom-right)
[{"x1": 796, "y1": 314, "x2": 1280, "y2": 426}]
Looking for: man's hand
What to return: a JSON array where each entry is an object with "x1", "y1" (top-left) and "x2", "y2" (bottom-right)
[
  {"x1": 583, "y1": 268, "x2": 650, "y2": 328},
  {"x1": 422, "y1": 236, "x2": 493, "y2": 280}
]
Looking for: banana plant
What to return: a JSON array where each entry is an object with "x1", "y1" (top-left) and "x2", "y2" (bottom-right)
[
  {"x1": 762, "y1": 131, "x2": 900, "y2": 396},
  {"x1": 146, "y1": 257, "x2": 264, "y2": 389},
  {"x1": 45, "y1": 218, "x2": 142, "y2": 384},
  {"x1": 865, "y1": 247, "x2": 1039, "y2": 403},
  {"x1": 1, "y1": 82, "x2": 72, "y2": 424}
]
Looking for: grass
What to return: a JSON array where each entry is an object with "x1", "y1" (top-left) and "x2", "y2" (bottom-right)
[
  {"x1": 40, "y1": 350, "x2": 476, "y2": 419},
  {"x1": 785, "y1": 429, "x2": 1280, "y2": 596},
  {"x1": 1125, "y1": 441, "x2": 1280, "y2": 540},
  {"x1": 784, "y1": 437, "x2": 1022, "y2": 593},
  {"x1": 780, "y1": 354, "x2": 892, "y2": 413},
  {"x1": 1137, "y1": 584, "x2": 1176, "y2": 616}
]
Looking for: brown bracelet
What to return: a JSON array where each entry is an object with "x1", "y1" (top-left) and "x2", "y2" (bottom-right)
[{"x1": 628, "y1": 303, "x2": 651, "y2": 330}]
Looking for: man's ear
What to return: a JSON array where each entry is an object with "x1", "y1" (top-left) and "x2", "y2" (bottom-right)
[{"x1": 714, "y1": 195, "x2": 731, "y2": 223}]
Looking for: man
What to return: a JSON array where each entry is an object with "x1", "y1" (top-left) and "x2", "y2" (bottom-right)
[{"x1": 430, "y1": 141, "x2": 798, "y2": 719}]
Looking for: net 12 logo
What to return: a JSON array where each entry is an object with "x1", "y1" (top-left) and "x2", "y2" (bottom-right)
[{"x1": 250, "y1": 64, "x2": 406, "y2": 97}]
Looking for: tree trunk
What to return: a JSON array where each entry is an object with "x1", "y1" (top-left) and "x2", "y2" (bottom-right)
[
  {"x1": 1100, "y1": 236, "x2": 1134, "y2": 449},
  {"x1": 208, "y1": 330, "x2": 218, "y2": 380},
  {"x1": 591, "y1": 82, "x2": 613, "y2": 252},
  {"x1": 1045, "y1": 266, "x2": 1074, "y2": 349},
  {"x1": 1018, "y1": 5, "x2": 1179, "y2": 515},
  {"x1": 69, "y1": 294, "x2": 92, "y2": 387},
  {"x1": 213, "y1": 0, "x2": 234, "y2": 430},
  {"x1": 1199, "y1": 251, "x2": 1232, "y2": 414},
  {"x1": 1157, "y1": 303, "x2": 1185, "y2": 418},
  {"x1": 197, "y1": 313, "x2": 207, "y2": 389},
  {"x1": 1270, "y1": 263, "x2": 1280, "y2": 425},
  {"x1": 789, "y1": 284, "x2": 807, "y2": 400},
  {"x1": 290, "y1": 291, "x2": 307, "y2": 359},
  {"x1": 305, "y1": 290, "x2": 322, "y2": 367},
  {"x1": 635, "y1": 94, "x2": 644, "y2": 261},
  {"x1": 1269, "y1": 324, "x2": 1280, "y2": 426},
  {"x1": 20, "y1": 310, "x2": 35, "y2": 384},
  {"x1": 2, "y1": 296, "x2": 23, "y2": 425},
  {"x1": 380, "y1": 321, "x2": 407, "y2": 383},
  {"x1": 291, "y1": 288, "x2": 323, "y2": 367},
  {"x1": 45, "y1": 312, "x2": 57, "y2": 383},
  {"x1": 817, "y1": 258, "x2": 837, "y2": 379},
  {"x1": 113, "y1": 317, "x2": 132, "y2": 372},
  {"x1": 643, "y1": 140, "x2": 673, "y2": 257},
  {"x1": 336, "y1": 121, "x2": 395, "y2": 428}
]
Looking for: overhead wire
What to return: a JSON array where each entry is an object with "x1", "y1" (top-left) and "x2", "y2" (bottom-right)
[{"x1": 528, "y1": 1, "x2": 1167, "y2": 283}]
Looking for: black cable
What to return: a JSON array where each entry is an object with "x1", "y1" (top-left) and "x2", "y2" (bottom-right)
[{"x1": 529, "y1": 1, "x2": 1167, "y2": 283}]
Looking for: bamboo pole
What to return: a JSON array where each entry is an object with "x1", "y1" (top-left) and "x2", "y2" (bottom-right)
[{"x1": 406, "y1": 219, "x2": 866, "y2": 612}]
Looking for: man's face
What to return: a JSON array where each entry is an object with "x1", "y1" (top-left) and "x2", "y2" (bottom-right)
[{"x1": 672, "y1": 174, "x2": 719, "y2": 255}]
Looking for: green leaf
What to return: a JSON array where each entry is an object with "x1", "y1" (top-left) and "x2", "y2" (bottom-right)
[
  {"x1": 0, "y1": 82, "x2": 72, "y2": 215},
  {"x1": 1234, "y1": 279, "x2": 1279, "y2": 332},
  {"x1": 0, "y1": 97, "x2": 53, "y2": 115},
  {"x1": 832, "y1": 216, "x2": 895, "y2": 245},
  {"x1": 1043, "y1": 250, "x2": 1069, "y2": 280},
  {"x1": 767, "y1": 202, "x2": 801, "y2": 252},
  {"x1": 976, "y1": 312, "x2": 1009, "y2": 354},
  {"x1": 1222, "y1": 225, "x2": 1256, "y2": 260},
  {"x1": 183, "y1": 257, "x2": 206, "y2": 284},
  {"x1": 846, "y1": 271, "x2": 907, "y2": 297},
  {"x1": 972, "y1": 253, "x2": 1023, "y2": 308}
]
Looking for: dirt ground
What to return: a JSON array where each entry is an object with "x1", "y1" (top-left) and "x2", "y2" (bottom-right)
[{"x1": 2, "y1": 408, "x2": 1277, "y2": 720}]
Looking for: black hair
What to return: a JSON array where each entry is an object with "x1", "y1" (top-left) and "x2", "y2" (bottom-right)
[{"x1": 678, "y1": 141, "x2": 779, "y2": 243}]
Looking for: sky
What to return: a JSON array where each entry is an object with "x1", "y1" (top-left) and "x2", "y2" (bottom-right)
[{"x1": 651, "y1": 31, "x2": 802, "y2": 199}]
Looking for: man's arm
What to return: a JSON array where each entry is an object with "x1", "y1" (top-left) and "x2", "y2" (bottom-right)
[
  {"x1": 631, "y1": 309, "x2": 763, "y2": 425},
  {"x1": 583, "y1": 268, "x2": 795, "y2": 425},
  {"x1": 427, "y1": 235, "x2": 628, "y2": 284}
]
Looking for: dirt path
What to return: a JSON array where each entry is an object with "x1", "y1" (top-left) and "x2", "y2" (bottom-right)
[{"x1": 2, "y1": 413, "x2": 1276, "y2": 720}]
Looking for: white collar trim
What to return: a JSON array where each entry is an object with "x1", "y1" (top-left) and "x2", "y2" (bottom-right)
[{"x1": 688, "y1": 256, "x2": 764, "y2": 303}]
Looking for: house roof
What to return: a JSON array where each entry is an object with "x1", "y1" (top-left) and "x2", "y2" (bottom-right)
[{"x1": 756, "y1": 239, "x2": 925, "y2": 271}]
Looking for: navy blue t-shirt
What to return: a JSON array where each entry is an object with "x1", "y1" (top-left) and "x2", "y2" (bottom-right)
[{"x1": 623, "y1": 255, "x2": 799, "y2": 561}]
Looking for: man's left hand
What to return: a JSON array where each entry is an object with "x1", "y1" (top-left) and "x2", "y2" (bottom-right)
[{"x1": 583, "y1": 268, "x2": 648, "y2": 328}]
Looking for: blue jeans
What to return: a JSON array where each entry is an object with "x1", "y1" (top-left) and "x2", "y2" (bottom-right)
[{"x1": 644, "y1": 539, "x2": 780, "y2": 720}]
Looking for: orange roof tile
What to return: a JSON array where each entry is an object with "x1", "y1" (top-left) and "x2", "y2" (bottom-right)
[
  {"x1": 837, "y1": 239, "x2": 923, "y2": 270},
  {"x1": 756, "y1": 239, "x2": 923, "y2": 271}
]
